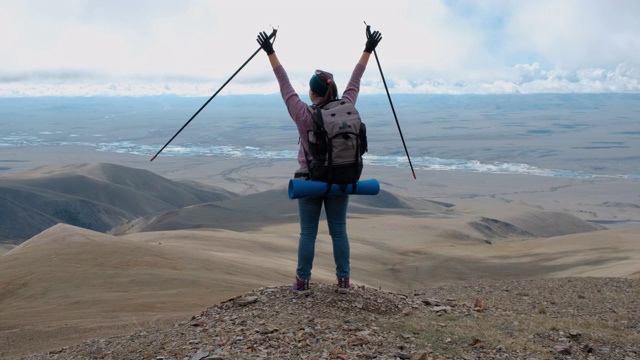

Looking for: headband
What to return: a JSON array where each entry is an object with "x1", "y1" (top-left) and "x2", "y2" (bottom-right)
[{"x1": 309, "y1": 74, "x2": 328, "y2": 97}]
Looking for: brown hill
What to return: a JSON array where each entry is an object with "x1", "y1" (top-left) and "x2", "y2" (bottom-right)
[
  {"x1": 109, "y1": 188, "x2": 454, "y2": 235},
  {"x1": 0, "y1": 223, "x2": 297, "y2": 358},
  {"x1": 2, "y1": 163, "x2": 638, "y2": 359},
  {"x1": 467, "y1": 211, "x2": 604, "y2": 240},
  {"x1": 2, "y1": 162, "x2": 601, "y2": 244},
  {"x1": 110, "y1": 187, "x2": 601, "y2": 243},
  {"x1": 0, "y1": 163, "x2": 235, "y2": 244},
  {"x1": 0, "y1": 222, "x2": 640, "y2": 359}
]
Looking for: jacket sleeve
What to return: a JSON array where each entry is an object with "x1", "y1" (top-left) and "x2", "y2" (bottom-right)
[
  {"x1": 273, "y1": 65, "x2": 314, "y2": 168},
  {"x1": 341, "y1": 63, "x2": 366, "y2": 105}
]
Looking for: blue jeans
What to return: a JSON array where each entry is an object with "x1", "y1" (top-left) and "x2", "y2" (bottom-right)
[{"x1": 296, "y1": 195, "x2": 350, "y2": 280}]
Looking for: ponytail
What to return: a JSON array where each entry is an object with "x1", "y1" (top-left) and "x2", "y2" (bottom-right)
[
  {"x1": 319, "y1": 76, "x2": 338, "y2": 104},
  {"x1": 310, "y1": 70, "x2": 338, "y2": 105}
]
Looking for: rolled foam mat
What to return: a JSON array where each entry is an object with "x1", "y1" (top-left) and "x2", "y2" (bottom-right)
[{"x1": 288, "y1": 179, "x2": 380, "y2": 199}]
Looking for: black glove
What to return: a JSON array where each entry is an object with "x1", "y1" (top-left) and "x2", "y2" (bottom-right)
[
  {"x1": 364, "y1": 30, "x2": 382, "y2": 53},
  {"x1": 257, "y1": 31, "x2": 274, "y2": 55}
]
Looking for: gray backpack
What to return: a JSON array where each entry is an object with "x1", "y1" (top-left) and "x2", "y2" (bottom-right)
[{"x1": 306, "y1": 99, "x2": 368, "y2": 191}]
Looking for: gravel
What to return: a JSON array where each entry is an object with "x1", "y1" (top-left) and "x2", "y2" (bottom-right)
[{"x1": 18, "y1": 277, "x2": 640, "y2": 360}]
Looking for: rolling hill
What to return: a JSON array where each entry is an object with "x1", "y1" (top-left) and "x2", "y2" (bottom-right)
[{"x1": 0, "y1": 163, "x2": 235, "y2": 244}]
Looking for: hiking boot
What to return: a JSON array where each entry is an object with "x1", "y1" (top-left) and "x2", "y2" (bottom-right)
[
  {"x1": 292, "y1": 277, "x2": 311, "y2": 296},
  {"x1": 337, "y1": 277, "x2": 351, "y2": 294}
]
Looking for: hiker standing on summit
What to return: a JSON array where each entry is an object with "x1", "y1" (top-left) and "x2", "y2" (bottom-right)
[{"x1": 256, "y1": 27, "x2": 382, "y2": 295}]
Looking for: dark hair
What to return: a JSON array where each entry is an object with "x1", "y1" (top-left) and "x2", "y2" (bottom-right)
[{"x1": 313, "y1": 71, "x2": 338, "y2": 104}]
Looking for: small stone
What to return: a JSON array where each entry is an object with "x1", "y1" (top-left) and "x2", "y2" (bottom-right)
[
  {"x1": 234, "y1": 296, "x2": 259, "y2": 306},
  {"x1": 422, "y1": 298, "x2": 442, "y2": 306},
  {"x1": 431, "y1": 305, "x2": 451, "y2": 313},
  {"x1": 411, "y1": 349, "x2": 432, "y2": 360},
  {"x1": 582, "y1": 344, "x2": 594, "y2": 353},
  {"x1": 555, "y1": 345, "x2": 572, "y2": 355},
  {"x1": 349, "y1": 337, "x2": 369, "y2": 346},
  {"x1": 190, "y1": 350, "x2": 209, "y2": 360},
  {"x1": 473, "y1": 298, "x2": 487, "y2": 312}
]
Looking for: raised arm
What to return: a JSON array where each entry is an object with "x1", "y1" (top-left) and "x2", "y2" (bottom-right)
[
  {"x1": 357, "y1": 52, "x2": 372, "y2": 68},
  {"x1": 256, "y1": 30, "x2": 310, "y2": 133},
  {"x1": 342, "y1": 28, "x2": 383, "y2": 104}
]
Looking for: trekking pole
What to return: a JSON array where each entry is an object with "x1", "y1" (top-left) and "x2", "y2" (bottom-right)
[
  {"x1": 150, "y1": 28, "x2": 278, "y2": 162},
  {"x1": 365, "y1": 22, "x2": 416, "y2": 179}
]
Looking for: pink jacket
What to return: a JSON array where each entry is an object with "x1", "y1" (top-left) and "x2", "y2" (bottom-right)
[{"x1": 273, "y1": 64, "x2": 366, "y2": 172}]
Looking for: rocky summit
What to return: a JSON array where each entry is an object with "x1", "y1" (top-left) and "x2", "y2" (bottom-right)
[{"x1": 18, "y1": 277, "x2": 640, "y2": 360}]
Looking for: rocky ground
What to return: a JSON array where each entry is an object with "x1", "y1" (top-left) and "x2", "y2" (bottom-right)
[{"x1": 17, "y1": 277, "x2": 640, "y2": 360}]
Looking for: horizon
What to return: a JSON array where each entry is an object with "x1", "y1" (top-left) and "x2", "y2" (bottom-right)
[{"x1": 4, "y1": 92, "x2": 640, "y2": 98}]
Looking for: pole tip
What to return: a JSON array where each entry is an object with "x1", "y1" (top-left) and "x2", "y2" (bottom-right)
[{"x1": 150, "y1": 155, "x2": 157, "y2": 162}]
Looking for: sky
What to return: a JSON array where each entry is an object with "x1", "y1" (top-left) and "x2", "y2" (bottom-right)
[{"x1": 1, "y1": 0, "x2": 640, "y2": 97}]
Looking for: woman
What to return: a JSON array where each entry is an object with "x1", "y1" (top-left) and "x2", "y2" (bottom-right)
[{"x1": 257, "y1": 28, "x2": 382, "y2": 295}]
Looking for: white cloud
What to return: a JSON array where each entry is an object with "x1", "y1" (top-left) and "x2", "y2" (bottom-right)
[
  {"x1": 504, "y1": 0, "x2": 640, "y2": 69},
  {"x1": 1, "y1": 0, "x2": 639, "y2": 96}
]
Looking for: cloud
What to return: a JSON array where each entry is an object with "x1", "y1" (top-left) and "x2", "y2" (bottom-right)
[
  {"x1": 504, "y1": 0, "x2": 640, "y2": 69},
  {"x1": 1, "y1": 0, "x2": 639, "y2": 96}
]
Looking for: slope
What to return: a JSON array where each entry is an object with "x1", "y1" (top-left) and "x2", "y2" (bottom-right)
[{"x1": 0, "y1": 163, "x2": 236, "y2": 243}]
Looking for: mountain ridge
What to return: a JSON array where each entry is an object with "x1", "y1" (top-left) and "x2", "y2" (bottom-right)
[{"x1": 0, "y1": 163, "x2": 236, "y2": 243}]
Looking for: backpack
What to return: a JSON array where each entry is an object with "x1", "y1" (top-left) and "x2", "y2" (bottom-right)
[{"x1": 306, "y1": 99, "x2": 368, "y2": 192}]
